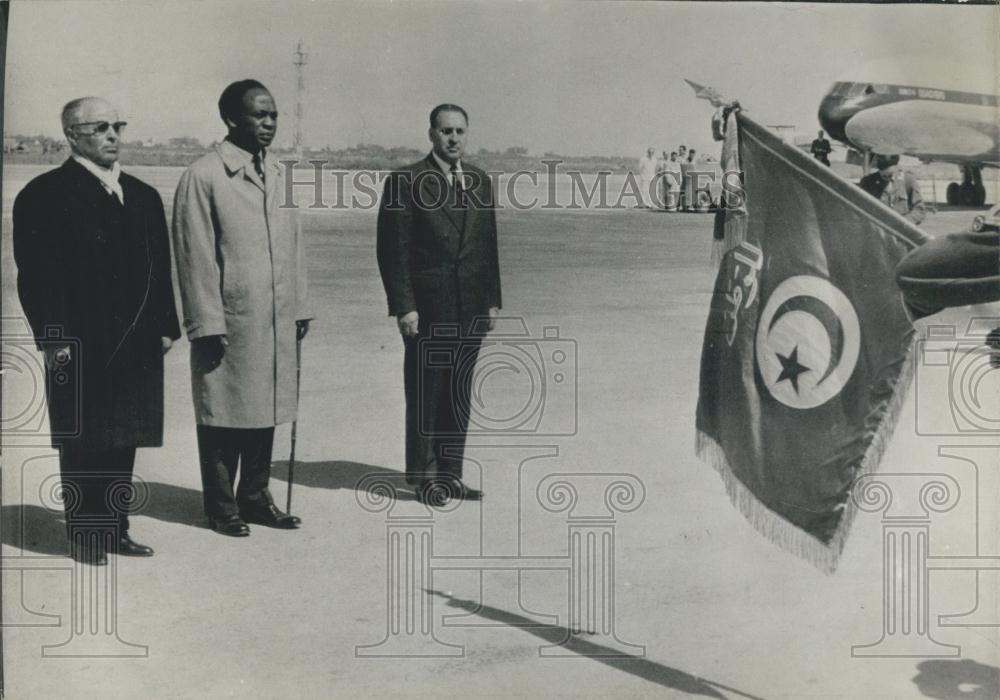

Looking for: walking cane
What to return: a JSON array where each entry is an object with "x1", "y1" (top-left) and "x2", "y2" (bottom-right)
[{"x1": 286, "y1": 334, "x2": 302, "y2": 514}]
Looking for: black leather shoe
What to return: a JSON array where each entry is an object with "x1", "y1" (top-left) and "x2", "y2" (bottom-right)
[
  {"x1": 415, "y1": 479, "x2": 455, "y2": 507},
  {"x1": 209, "y1": 515, "x2": 251, "y2": 537},
  {"x1": 432, "y1": 478, "x2": 483, "y2": 501},
  {"x1": 115, "y1": 533, "x2": 154, "y2": 557},
  {"x1": 451, "y1": 481, "x2": 484, "y2": 501},
  {"x1": 70, "y1": 543, "x2": 107, "y2": 566},
  {"x1": 240, "y1": 503, "x2": 301, "y2": 529}
]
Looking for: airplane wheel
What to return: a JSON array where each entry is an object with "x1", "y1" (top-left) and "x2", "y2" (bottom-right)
[
  {"x1": 974, "y1": 185, "x2": 987, "y2": 207},
  {"x1": 960, "y1": 182, "x2": 978, "y2": 206},
  {"x1": 946, "y1": 182, "x2": 960, "y2": 205}
]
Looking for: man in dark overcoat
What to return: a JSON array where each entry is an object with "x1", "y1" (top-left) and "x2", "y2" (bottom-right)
[
  {"x1": 12, "y1": 97, "x2": 180, "y2": 565},
  {"x1": 377, "y1": 103, "x2": 502, "y2": 505}
]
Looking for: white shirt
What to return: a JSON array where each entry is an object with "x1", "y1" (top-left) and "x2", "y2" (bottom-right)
[
  {"x1": 73, "y1": 155, "x2": 124, "y2": 204},
  {"x1": 431, "y1": 151, "x2": 464, "y2": 188},
  {"x1": 638, "y1": 154, "x2": 657, "y2": 179}
]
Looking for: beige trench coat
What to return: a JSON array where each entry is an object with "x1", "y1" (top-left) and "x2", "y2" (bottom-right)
[{"x1": 172, "y1": 141, "x2": 311, "y2": 428}]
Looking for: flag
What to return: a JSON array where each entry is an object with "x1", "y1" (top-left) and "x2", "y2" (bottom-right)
[{"x1": 695, "y1": 111, "x2": 929, "y2": 572}]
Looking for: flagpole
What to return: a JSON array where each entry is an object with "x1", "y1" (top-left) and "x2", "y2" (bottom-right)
[
  {"x1": 692, "y1": 77, "x2": 929, "y2": 572},
  {"x1": 682, "y1": 79, "x2": 929, "y2": 250}
]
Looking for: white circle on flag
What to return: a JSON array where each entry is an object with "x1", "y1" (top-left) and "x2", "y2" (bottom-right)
[{"x1": 755, "y1": 275, "x2": 861, "y2": 410}]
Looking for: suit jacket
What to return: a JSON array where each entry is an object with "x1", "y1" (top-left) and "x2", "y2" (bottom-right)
[
  {"x1": 12, "y1": 158, "x2": 181, "y2": 448},
  {"x1": 376, "y1": 154, "x2": 501, "y2": 334},
  {"x1": 172, "y1": 141, "x2": 312, "y2": 428}
]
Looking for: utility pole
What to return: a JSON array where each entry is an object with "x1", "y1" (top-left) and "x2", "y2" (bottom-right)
[{"x1": 293, "y1": 41, "x2": 308, "y2": 159}]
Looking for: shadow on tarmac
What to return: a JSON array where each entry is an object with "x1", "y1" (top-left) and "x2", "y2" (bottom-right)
[
  {"x1": 137, "y1": 482, "x2": 208, "y2": 527},
  {"x1": 270, "y1": 460, "x2": 418, "y2": 501},
  {"x1": 913, "y1": 659, "x2": 1000, "y2": 700},
  {"x1": 1, "y1": 482, "x2": 208, "y2": 556},
  {"x1": 427, "y1": 589, "x2": 765, "y2": 700},
  {"x1": 1, "y1": 465, "x2": 416, "y2": 557},
  {"x1": 1, "y1": 504, "x2": 69, "y2": 556}
]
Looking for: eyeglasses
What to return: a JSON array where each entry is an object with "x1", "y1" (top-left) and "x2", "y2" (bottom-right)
[{"x1": 68, "y1": 121, "x2": 128, "y2": 135}]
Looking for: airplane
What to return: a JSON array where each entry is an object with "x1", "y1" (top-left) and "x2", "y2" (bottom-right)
[{"x1": 818, "y1": 58, "x2": 999, "y2": 206}]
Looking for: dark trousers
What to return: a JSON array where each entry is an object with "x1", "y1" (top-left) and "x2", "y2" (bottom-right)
[
  {"x1": 196, "y1": 425, "x2": 275, "y2": 520},
  {"x1": 403, "y1": 332, "x2": 482, "y2": 486},
  {"x1": 896, "y1": 231, "x2": 1000, "y2": 320},
  {"x1": 59, "y1": 445, "x2": 137, "y2": 543}
]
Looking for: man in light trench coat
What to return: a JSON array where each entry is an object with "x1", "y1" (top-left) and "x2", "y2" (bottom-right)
[{"x1": 172, "y1": 79, "x2": 311, "y2": 537}]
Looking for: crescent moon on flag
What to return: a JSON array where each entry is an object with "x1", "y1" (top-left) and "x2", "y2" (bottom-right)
[{"x1": 756, "y1": 275, "x2": 861, "y2": 410}]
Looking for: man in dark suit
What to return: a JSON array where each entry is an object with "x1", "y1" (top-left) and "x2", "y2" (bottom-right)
[
  {"x1": 13, "y1": 97, "x2": 181, "y2": 565},
  {"x1": 810, "y1": 130, "x2": 832, "y2": 166},
  {"x1": 377, "y1": 104, "x2": 502, "y2": 506}
]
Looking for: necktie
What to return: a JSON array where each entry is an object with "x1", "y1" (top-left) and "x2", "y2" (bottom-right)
[
  {"x1": 253, "y1": 153, "x2": 265, "y2": 183},
  {"x1": 450, "y1": 164, "x2": 466, "y2": 206}
]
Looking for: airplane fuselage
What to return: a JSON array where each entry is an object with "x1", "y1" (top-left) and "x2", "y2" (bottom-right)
[{"x1": 818, "y1": 81, "x2": 999, "y2": 166}]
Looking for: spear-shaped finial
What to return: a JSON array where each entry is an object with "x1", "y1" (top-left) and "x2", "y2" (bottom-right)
[{"x1": 684, "y1": 78, "x2": 736, "y2": 108}]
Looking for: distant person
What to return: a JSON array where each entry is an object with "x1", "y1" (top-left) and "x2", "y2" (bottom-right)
[
  {"x1": 172, "y1": 79, "x2": 311, "y2": 537},
  {"x1": 653, "y1": 150, "x2": 666, "y2": 209},
  {"x1": 660, "y1": 151, "x2": 682, "y2": 211},
  {"x1": 377, "y1": 103, "x2": 501, "y2": 506},
  {"x1": 681, "y1": 149, "x2": 698, "y2": 211},
  {"x1": 811, "y1": 130, "x2": 832, "y2": 166},
  {"x1": 857, "y1": 154, "x2": 998, "y2": 362},
  {"x1": 637, "y1": 147, "x2": 657, "y2": 208},
  {"x1": 654, "y1": 150, "x2": 670, "y2": 209},
  {"x1": 12, "y1": 97, "x2": 180, "y2": 565},
  {"x1": 859, "y1": 154, "x2": 926, "y2": 225},
  {"x1": 655, "y1": 150, "x2": 668, "y2": 172},
  {"x1": 677, "y1": 144, "x2": 687, "y2": 161}
]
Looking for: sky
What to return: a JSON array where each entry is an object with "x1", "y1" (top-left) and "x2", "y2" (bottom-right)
[{"x1": 4, "y1": 1, "x2": 997, "y2": 158}]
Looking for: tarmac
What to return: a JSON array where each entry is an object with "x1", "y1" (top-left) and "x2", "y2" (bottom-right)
[{"x1": 2, "y1": 164, "x2": 998, "y2": 699}]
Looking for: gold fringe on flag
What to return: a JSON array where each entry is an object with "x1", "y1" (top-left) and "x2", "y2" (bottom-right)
[{"x1": 695, "y1": 340, "x2": 916, "y2": 573}]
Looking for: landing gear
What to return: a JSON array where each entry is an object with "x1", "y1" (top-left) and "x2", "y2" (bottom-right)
[
  {"x1": 946, "y1": 182, "x2": 960, "y2": 205},
  {"x1": 947, "y1": 165, "x2": 986, "y2": 206}
]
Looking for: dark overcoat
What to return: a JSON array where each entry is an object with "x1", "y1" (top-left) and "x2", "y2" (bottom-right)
[{"x1": 12, "y1": 158, "x2": 181, "y2": 449}]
